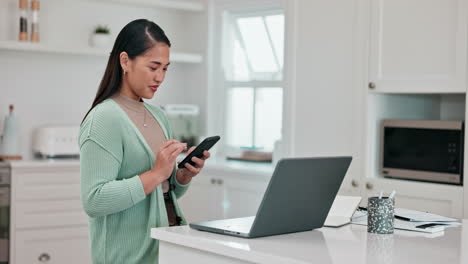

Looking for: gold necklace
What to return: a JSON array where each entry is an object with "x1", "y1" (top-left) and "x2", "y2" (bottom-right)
[{"x1": 118, "y1": 98, "x2": 148, "y2": 128}]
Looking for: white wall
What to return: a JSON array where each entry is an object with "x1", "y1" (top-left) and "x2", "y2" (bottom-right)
[
  {"x1": 282, "y1": 0, "x2": 360, "y2": 175},
  {"x1": 0, "y1": 0, "x2": 207, "y2": 159}
]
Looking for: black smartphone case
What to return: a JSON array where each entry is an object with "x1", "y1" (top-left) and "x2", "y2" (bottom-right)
[{"x1": 177, "y1": 136, "x2": 220, "y2": 169}]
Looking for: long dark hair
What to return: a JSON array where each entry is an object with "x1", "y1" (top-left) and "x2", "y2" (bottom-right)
[{"x1": 81, "y1": 19, "x2": 171, "y2": 124}]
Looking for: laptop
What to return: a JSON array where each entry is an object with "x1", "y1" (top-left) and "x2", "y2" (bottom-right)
[
  {"x1": 189, "y1": 156, "x2": 352, "y2": 238},
  {"x1": 324, "y1": 195, "x2": 362, "y2": 227}
]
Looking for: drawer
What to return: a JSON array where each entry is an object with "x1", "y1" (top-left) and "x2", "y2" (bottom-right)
[
  {"x1": 15, "y1": 226, "x2": 91, "y2": 264},
  {"x1": 15, "y1": 199, "x2": 88, "y2": 228},
  {"x1": 15, "y1": 170, "x2": 80, "y2": 202}
]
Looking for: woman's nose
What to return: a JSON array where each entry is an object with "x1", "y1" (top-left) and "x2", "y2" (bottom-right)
[{"x1": 154, "y1": 72, "x2": 164, "y2": 83}]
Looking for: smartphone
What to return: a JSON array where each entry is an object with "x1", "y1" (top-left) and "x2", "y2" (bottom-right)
[{"x1": 177, "y1": 136, "x2": 220, "y2": 169}]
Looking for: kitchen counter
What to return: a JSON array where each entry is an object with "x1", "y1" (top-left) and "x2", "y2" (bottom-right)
[
  {"x1": 8, "y1": 158, "x2": 80, "y2": 168},
  {"x1": 151, "y1": 222, "x2": 467, "y2": 264},
  {"x1": 5, "y1": 156, "x2": 274, "y2": 175}
]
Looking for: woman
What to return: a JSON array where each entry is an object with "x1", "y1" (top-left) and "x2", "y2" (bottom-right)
[{"x1": 79, "y1": 19, "x2": 210, "y2": 263}]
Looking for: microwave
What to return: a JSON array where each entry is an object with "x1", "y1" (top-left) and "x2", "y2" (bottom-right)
[{"x1": 381, "y1": 119, "x2": 464, "y2": 185}]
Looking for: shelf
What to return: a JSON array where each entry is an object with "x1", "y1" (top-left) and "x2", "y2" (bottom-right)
[
  {"x1": 51, "y1": 0, "x2": 204, "y2": 11},
  {"x1": 0, "y1": 41, "x2": 203, "y2": 63},
  {"x1": 90, "y1": 0, "x2": 204, "y2": 11}
]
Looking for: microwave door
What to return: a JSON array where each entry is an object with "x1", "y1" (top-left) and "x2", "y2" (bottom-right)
[{"x1": 382, "y1": 126, "x2": 463, "y2": 185}]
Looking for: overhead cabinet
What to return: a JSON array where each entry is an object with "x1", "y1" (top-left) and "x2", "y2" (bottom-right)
[{"x1": 368, "y1": 0, "x2": 467, "y2": 93}]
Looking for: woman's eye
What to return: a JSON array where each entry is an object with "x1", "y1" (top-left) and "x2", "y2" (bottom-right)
[
  {"x1": 149, "y1": 67, "x2": 157, "y2": 71},
  {"x1": 163, "y1": 68, "x2": 168, "y2": 72}
]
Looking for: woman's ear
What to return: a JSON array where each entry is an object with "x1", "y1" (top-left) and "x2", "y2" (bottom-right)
[{"x1": 119, "y1": 51, "x2": 130, "y2": 74}]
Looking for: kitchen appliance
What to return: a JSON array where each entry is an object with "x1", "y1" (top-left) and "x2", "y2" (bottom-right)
[
  {"x1": 164, "y1": 104, "x2": 200, "y2": 149},
  {"x1": 381, "y1": 119, "x2": 464, "y2": 185},
  {"x1": 0, "y1": 162, "x2": 10, "y2": 264},
  {"x1": 32, "y1": 125, "x2": 80, "y2": 159}
]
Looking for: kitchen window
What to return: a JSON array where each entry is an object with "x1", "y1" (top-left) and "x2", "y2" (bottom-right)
[{"x1": 222, "y1": 10, "x2": 284, "y2": 151}]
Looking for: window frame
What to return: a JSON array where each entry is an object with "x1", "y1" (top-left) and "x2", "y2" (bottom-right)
[
  {"x1": 207, "y1": 0, "x2": 285, "y2": 156},
  {"x1": 226, "y1": 10, "x2": 284, "y2": 81},
  {"x1": 225, "y1": 10, "x2": 284, "y2": 150}
]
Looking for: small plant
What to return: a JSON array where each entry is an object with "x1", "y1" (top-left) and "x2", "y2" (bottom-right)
[
  {"x1": 94, "y1": 25, "x2": 110, "y2": 34},
  {"x1": 90, "y1": 25, "x2": 111, "y2": 47}
]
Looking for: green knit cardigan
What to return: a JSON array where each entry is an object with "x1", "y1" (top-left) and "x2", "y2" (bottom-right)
[{"x1": 79, "y1": 98, "x2": 190, "y2": 264}]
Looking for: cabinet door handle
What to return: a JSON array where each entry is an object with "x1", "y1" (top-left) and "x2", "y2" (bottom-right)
[
  {"x1": 210, "y1": 178, "x2": 216, "y2": 184},
  {"x1": 366, "y1": 182, "x2": 374, "y2": 190},
  {"x1": 351, "y1": 180, "x2": 359, "y2": 188},
  {"x1": 368, "y1": 82, "x2": 376, "y2": 89},
  {"x1": 216, "y1": 179, "x2": 223, "y2": 185},
  {"x1": 38, "y1": 253, "x2": 51, "y2": 262}
]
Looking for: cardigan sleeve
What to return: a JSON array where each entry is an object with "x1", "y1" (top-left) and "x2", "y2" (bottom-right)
[
  {"x1": 171, "y1": 170, "x2": 190, "y2": 198},
  {"x1": 80, "y1": 138, "x2": 146, "y2": 218}
]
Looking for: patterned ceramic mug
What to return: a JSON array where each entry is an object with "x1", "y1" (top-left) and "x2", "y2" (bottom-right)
[{"x1": 367, "y1": 196, "x2": 394, "y2": 234}]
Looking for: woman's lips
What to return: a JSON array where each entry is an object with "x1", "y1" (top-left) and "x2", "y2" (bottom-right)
[{"x1": 149, "y1": 85, "x2": 158, "y2": 92}]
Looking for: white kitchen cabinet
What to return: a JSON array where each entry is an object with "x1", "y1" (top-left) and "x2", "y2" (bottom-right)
[
  {"x1": 340, "y1": 170, "x2": 464, "y2": 219},
  {"x1": 368, "y1": 0, "x2": 467, "y2": 93},
  {"x1": 222, "y1": 173, "x2": 268, "y2": 219},
  {"x1": 337, "y1": 176, "x2": 364, "y2": 197},
  {"x1": 178, "y1": 174, "x2": 224, "y2": 222},
  {"x1": 9, "y1": 161, "x2": 90, "y2": 264},
  {"x1": 354, "y1": 0, "x2": 468, "y2": 218},
  {"x1": 15, "y1": 226, "x2": 91, "y2": 264},
  {"x1": 178, "y1": 164, "x2": 271, "y2": 222},
  {"x1": 284, "y1": 0, "x2": 467, "y2": 218},
  {"x1": 13, "y1": 165, "x2": 87, "y2": 229},
  {"x1": 362, "y1": 178, "x2": 464, "y2": 219}
]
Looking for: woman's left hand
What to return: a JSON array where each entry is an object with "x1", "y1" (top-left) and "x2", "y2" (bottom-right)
[{"x1": 176, "y1": 147, "x2": 211, "y2": 185}]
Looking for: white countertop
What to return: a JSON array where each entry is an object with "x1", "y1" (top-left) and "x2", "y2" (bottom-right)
[
  {"x1": 6, "y1": 158, "x2": 80, "y2": 168},
  {"x1": 3, "y1": 155, "x2": 274, "y2": 175},
  {"x1": 151, "y1": 221, "x2": 467, "y2": 264}
]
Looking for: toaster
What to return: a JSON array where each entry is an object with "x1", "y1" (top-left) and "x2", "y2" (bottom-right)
[{"x1": 32, "y1": 125, "x2": 80, "y2": 158}]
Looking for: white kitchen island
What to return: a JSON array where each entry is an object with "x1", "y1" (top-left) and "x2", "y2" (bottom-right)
[{"x1": 151, "y1": 221, "x2": 468, "y2": 264}]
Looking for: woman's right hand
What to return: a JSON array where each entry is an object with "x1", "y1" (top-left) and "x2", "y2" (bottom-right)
[
  {"x1": 139, "y1": 139, "x2": 187, "y2": 195},
  {"x1": 152, "y1": 139, "x2": 187, "y2": 183}
]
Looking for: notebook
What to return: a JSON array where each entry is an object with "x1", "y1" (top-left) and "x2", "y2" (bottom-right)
[{"x1": 350, "y1": 210, "x2": 460, "y2": 233}]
